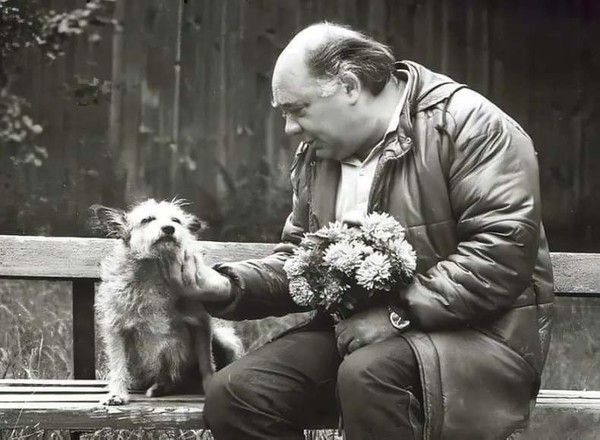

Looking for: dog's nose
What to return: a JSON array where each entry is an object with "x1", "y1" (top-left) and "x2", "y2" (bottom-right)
[{"x1": 161, "y1": 225, "x2": 175, "y2": 236}]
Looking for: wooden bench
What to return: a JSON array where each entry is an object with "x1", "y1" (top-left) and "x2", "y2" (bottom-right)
[{"x1": 0, "y1": 235, "x2": 599, "y2": 439}]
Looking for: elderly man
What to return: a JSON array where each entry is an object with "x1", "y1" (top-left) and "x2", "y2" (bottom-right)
[{"x1": 166, "y1": 22, "x2": 554, "y2": 440}]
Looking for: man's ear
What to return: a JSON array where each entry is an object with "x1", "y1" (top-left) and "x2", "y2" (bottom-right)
[
  {"x1": 339, "y1": 72, "x2": 361, "y2": 104},
  {"x1": 88, "y1": 204, "x2": 127, "y2": 238}
]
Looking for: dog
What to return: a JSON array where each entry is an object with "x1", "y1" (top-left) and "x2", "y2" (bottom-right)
[{"x1": 91, "y1": 198, "x2": 244, "y2": 405}]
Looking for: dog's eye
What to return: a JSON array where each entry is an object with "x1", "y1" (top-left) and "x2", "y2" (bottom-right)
[
  {"x1": 141, "y1": 216, "x2": 155, "y2": 225},
  {"x1": 172, "y1": 217, "x2": 182, "y2": 224}
]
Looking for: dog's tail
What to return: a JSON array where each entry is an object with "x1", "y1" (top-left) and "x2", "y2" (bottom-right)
[{"x1": 212, "y1": 325, "x2": 245, "y2": 370}]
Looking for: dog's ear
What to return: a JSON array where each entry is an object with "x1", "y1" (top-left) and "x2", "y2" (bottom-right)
[
  {"x1": 89, "y1": 204, "x2": 127, "y2": 238},
  {"x1": 187, "y1": 215, "x2": 208, "y2": 238}
]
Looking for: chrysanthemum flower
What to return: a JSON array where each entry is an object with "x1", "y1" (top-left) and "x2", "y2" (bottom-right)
[
  {"x1": 312, "y1": 221, "x2": 349, "y2": 243},
  {"x1": 323, "y1": 242, "x2": 361, "y2": 275},
  {"x1": 390, "y1": 239, "x2": 417, "y2": 275},
  {"x1": 361, "y1": 212, "x2": 406, "y2": 244},
  {"x1": 318, "y1": 275, "x2": 348, "y2": 309},
  {"x1": 355, "y1": 252, "x2": 392, "y2": 291},
  {"x1": 283, "y1": 249, "x2": 311, "y2": 277},
  {"x1": 288, "y1": 277, "x2": 316, "y2": 306}
]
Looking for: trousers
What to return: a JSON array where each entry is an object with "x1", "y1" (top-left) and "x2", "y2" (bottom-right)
[{"x1": 204, "y1": 327, "x2": 424, "y2": 440}]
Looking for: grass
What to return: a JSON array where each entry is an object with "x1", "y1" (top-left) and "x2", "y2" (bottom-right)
[
  {"x1": 0, "y1": 280, "x2": 72, "y2": 380},
  {"x1": 0, "y1": 280, "x2": 341, "y2": 439}
]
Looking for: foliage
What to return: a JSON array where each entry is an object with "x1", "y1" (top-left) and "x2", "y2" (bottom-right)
[
  {"x1": 0, "y1": 0, "x2": 115, "y2": 62},
  {"x1": 284, "y1": 212, "x2": 416, "y2": 320},
  {"x1": 71, "y1": 74, "x2": 113, "y2": 106},
  {"x1": 0, "y1": 88, "x2": 46, "y2": 166},
  {"x1": 0, "y1": 0, "x2": 115, "y2": 164},
  {"x1": 216, "y1": 158, "x2": 293, "y2": 243}
]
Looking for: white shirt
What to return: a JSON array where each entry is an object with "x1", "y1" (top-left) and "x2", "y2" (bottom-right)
[{"x1": 335, "y1": 85, "x2": 409, "y2": 221}]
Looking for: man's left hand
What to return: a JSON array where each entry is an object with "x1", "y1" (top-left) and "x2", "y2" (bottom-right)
[{"x1": 334, "y1": 306, "x2": 399, "y2": 357}]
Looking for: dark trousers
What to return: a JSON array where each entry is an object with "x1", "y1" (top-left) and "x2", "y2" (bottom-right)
[{"x1": 204, "y1": 328, "x2": 423, "y2": 440}]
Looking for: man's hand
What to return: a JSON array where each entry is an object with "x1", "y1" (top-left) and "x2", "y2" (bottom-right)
[
  {"x1": 334, "y1": 306, "x2": 399, "y2": 357},
  {"x1": 158, "y1": 250, "x2": 232, "y2": 303}
]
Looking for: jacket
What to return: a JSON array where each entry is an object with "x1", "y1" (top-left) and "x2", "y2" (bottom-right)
[{"x1": 213, "y1": 61, "x2": 554, "y2": 440}]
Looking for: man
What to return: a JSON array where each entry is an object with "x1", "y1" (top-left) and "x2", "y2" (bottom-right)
[{"x1": 165, "y1": 22, "x2": 554, "y2": 440}]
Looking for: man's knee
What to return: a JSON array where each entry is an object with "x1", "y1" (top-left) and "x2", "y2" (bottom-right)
[
  {"x1": 337, "y1": 339, "x2": 420, "y2": 401},
  {"x1": 337, "y1": 348, "x2": 381, "y2": 397},
  {"x1": 204, "y1": 364, "x2": 254, "y2": 428}
]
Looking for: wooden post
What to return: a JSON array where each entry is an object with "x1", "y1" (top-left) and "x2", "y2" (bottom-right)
[{"x1": 72, "y1": 279, "x2": 96, "y2": 379}]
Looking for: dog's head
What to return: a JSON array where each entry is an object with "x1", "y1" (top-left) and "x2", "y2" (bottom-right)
[{"x1": 90, "y1": 198, "x2": 206, "y2": 259}]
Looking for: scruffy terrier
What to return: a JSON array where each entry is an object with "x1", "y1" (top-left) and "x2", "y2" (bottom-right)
[{"x1": 91, "y1": 198, "x2": 244, "y2": 405}]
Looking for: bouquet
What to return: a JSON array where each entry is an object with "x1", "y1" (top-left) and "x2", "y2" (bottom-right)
[{"x1": 284, "y1": 212, "x2": 417, "y2": 321}]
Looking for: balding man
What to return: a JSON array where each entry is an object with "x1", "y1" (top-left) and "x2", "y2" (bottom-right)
[{"x1": 164, "y1": 22, "x2": 554, "y2": 440}]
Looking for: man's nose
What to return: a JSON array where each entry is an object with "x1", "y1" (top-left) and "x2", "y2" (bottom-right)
[
  {"x1": 162, "y1": 225, "x2": 175, "y2": 236},
  {"x1": 284, "y1": 116, "x2": 302, "y2": 136}
]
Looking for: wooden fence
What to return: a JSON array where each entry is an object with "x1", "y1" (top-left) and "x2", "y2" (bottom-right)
[{"x1": 1, "y1": 0, "x2": 599, "y2": 249}]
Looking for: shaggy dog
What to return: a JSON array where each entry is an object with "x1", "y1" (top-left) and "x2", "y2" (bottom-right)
[{"x1": 91, "y1": 199, "x2": 244, "y2": 405}]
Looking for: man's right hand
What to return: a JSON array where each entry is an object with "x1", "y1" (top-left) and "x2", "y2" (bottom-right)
[{"x1": 159, "y1": 251, "x2": 233, "y2": 303}]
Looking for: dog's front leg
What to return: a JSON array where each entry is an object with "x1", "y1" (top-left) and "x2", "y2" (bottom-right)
[{"x1": 101, "y1": 330, "x2": 131, "y2": 405}]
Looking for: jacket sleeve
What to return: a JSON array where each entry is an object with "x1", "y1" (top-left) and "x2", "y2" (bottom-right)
[
  {"x1": 400, "y1": 123, "x2": 543, "y2": 330},
  {"x1": 207, "y1": 145, "x2": 312, "y2": 321}
]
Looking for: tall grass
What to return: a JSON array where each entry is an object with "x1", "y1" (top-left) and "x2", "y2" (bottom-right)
[
  {"x1": 0, "y1": 280, "x2": 340, "y2": 439},
  {"x1": 0, "y1": 280, "x2": 72, "y2": 379}
]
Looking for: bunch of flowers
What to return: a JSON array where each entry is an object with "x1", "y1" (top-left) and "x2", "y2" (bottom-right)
[{"x1": 284, "y1": 212, "x2": 417, "y2": 321}]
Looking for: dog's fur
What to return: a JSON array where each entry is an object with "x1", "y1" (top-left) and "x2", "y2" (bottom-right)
[{"x1": 92, "y1": 198, "x2": 244, "y2": 405}]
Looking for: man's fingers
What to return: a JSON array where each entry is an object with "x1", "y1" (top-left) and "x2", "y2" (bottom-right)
[
  {"x1": 346, "y1": 338, "x2": 363, "y2": 354},
  {"x1": 335, "y1": 328, "x2": 353, "y2": 357}
]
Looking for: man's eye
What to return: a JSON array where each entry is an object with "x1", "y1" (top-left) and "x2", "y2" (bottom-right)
[
  {"x1": 281, "y1": 107, "x2": 305, "y2": 118},
  {"x1": 172, "y1": 217, "x2": 182, "y2": 224},
  {"x1": 141, "y1": 216, "x2": 155, "y2": 225}
]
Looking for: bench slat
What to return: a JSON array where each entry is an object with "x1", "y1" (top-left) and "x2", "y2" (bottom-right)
[
  {"x1": 0, "y1": 390, "x2": 598, "y2": 431},
  {"x1": 0, "y1": 236, "x2": 274, "y2": 279},
  {"x1": 0, "y1": 379, "x2": 107, "y2": 386},
  {"x1": 0, "y1": 394, "x2": 209, "y2": 403},
  {"x1": 1, "y1": 236, "x2": 599, "y2": 296},
  {"x1": 540, "y1": 390, "x2": 600, "y2": 399},
  {"x1": 550, "y1": 252, "x2": 600, "y2": 295},
  {"x1": 0, "y1": 386, "x2": 107, "y2": 393},
  {"x1": 0, "y1": 402, "x2": 206, "y2": 430},
  {"x1": 0, "y1": 394, "x2": 111, "y2": 403}
]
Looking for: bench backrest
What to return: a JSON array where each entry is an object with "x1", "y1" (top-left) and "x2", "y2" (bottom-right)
[
  {"x1": 1, "y1": 236, "x2": 599, "y2": 292},
  {"x1": 1, "y1": 235, "x2": 599, "y2": 381}
]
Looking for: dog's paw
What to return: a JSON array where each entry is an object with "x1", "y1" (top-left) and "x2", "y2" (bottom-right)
[{"x1": 101, "y1": 393, "x2": 129, "y2": 406}]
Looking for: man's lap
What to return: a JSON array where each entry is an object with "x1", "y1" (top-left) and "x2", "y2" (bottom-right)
[{"x1": 207, "y1": 328, "x2": 422, "y2": 428}]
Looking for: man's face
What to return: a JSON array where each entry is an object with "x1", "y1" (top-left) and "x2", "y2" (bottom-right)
[{"x1": 272, "y1": 59, "x2": 359, "y2": 161}]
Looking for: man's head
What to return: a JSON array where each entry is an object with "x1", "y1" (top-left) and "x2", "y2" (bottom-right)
[{"x1": 271, "y1": 22, "x2": 396, "y2": 161}]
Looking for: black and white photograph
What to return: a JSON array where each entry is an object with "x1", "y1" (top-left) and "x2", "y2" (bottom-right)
[{"x1": 1, "y1": 1, "x2": 599, "y2": 439}]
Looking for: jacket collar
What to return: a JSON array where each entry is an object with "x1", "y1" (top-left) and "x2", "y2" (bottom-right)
[{"x1": 396, "y1": 60, "x2": 464, "y2": 112}]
